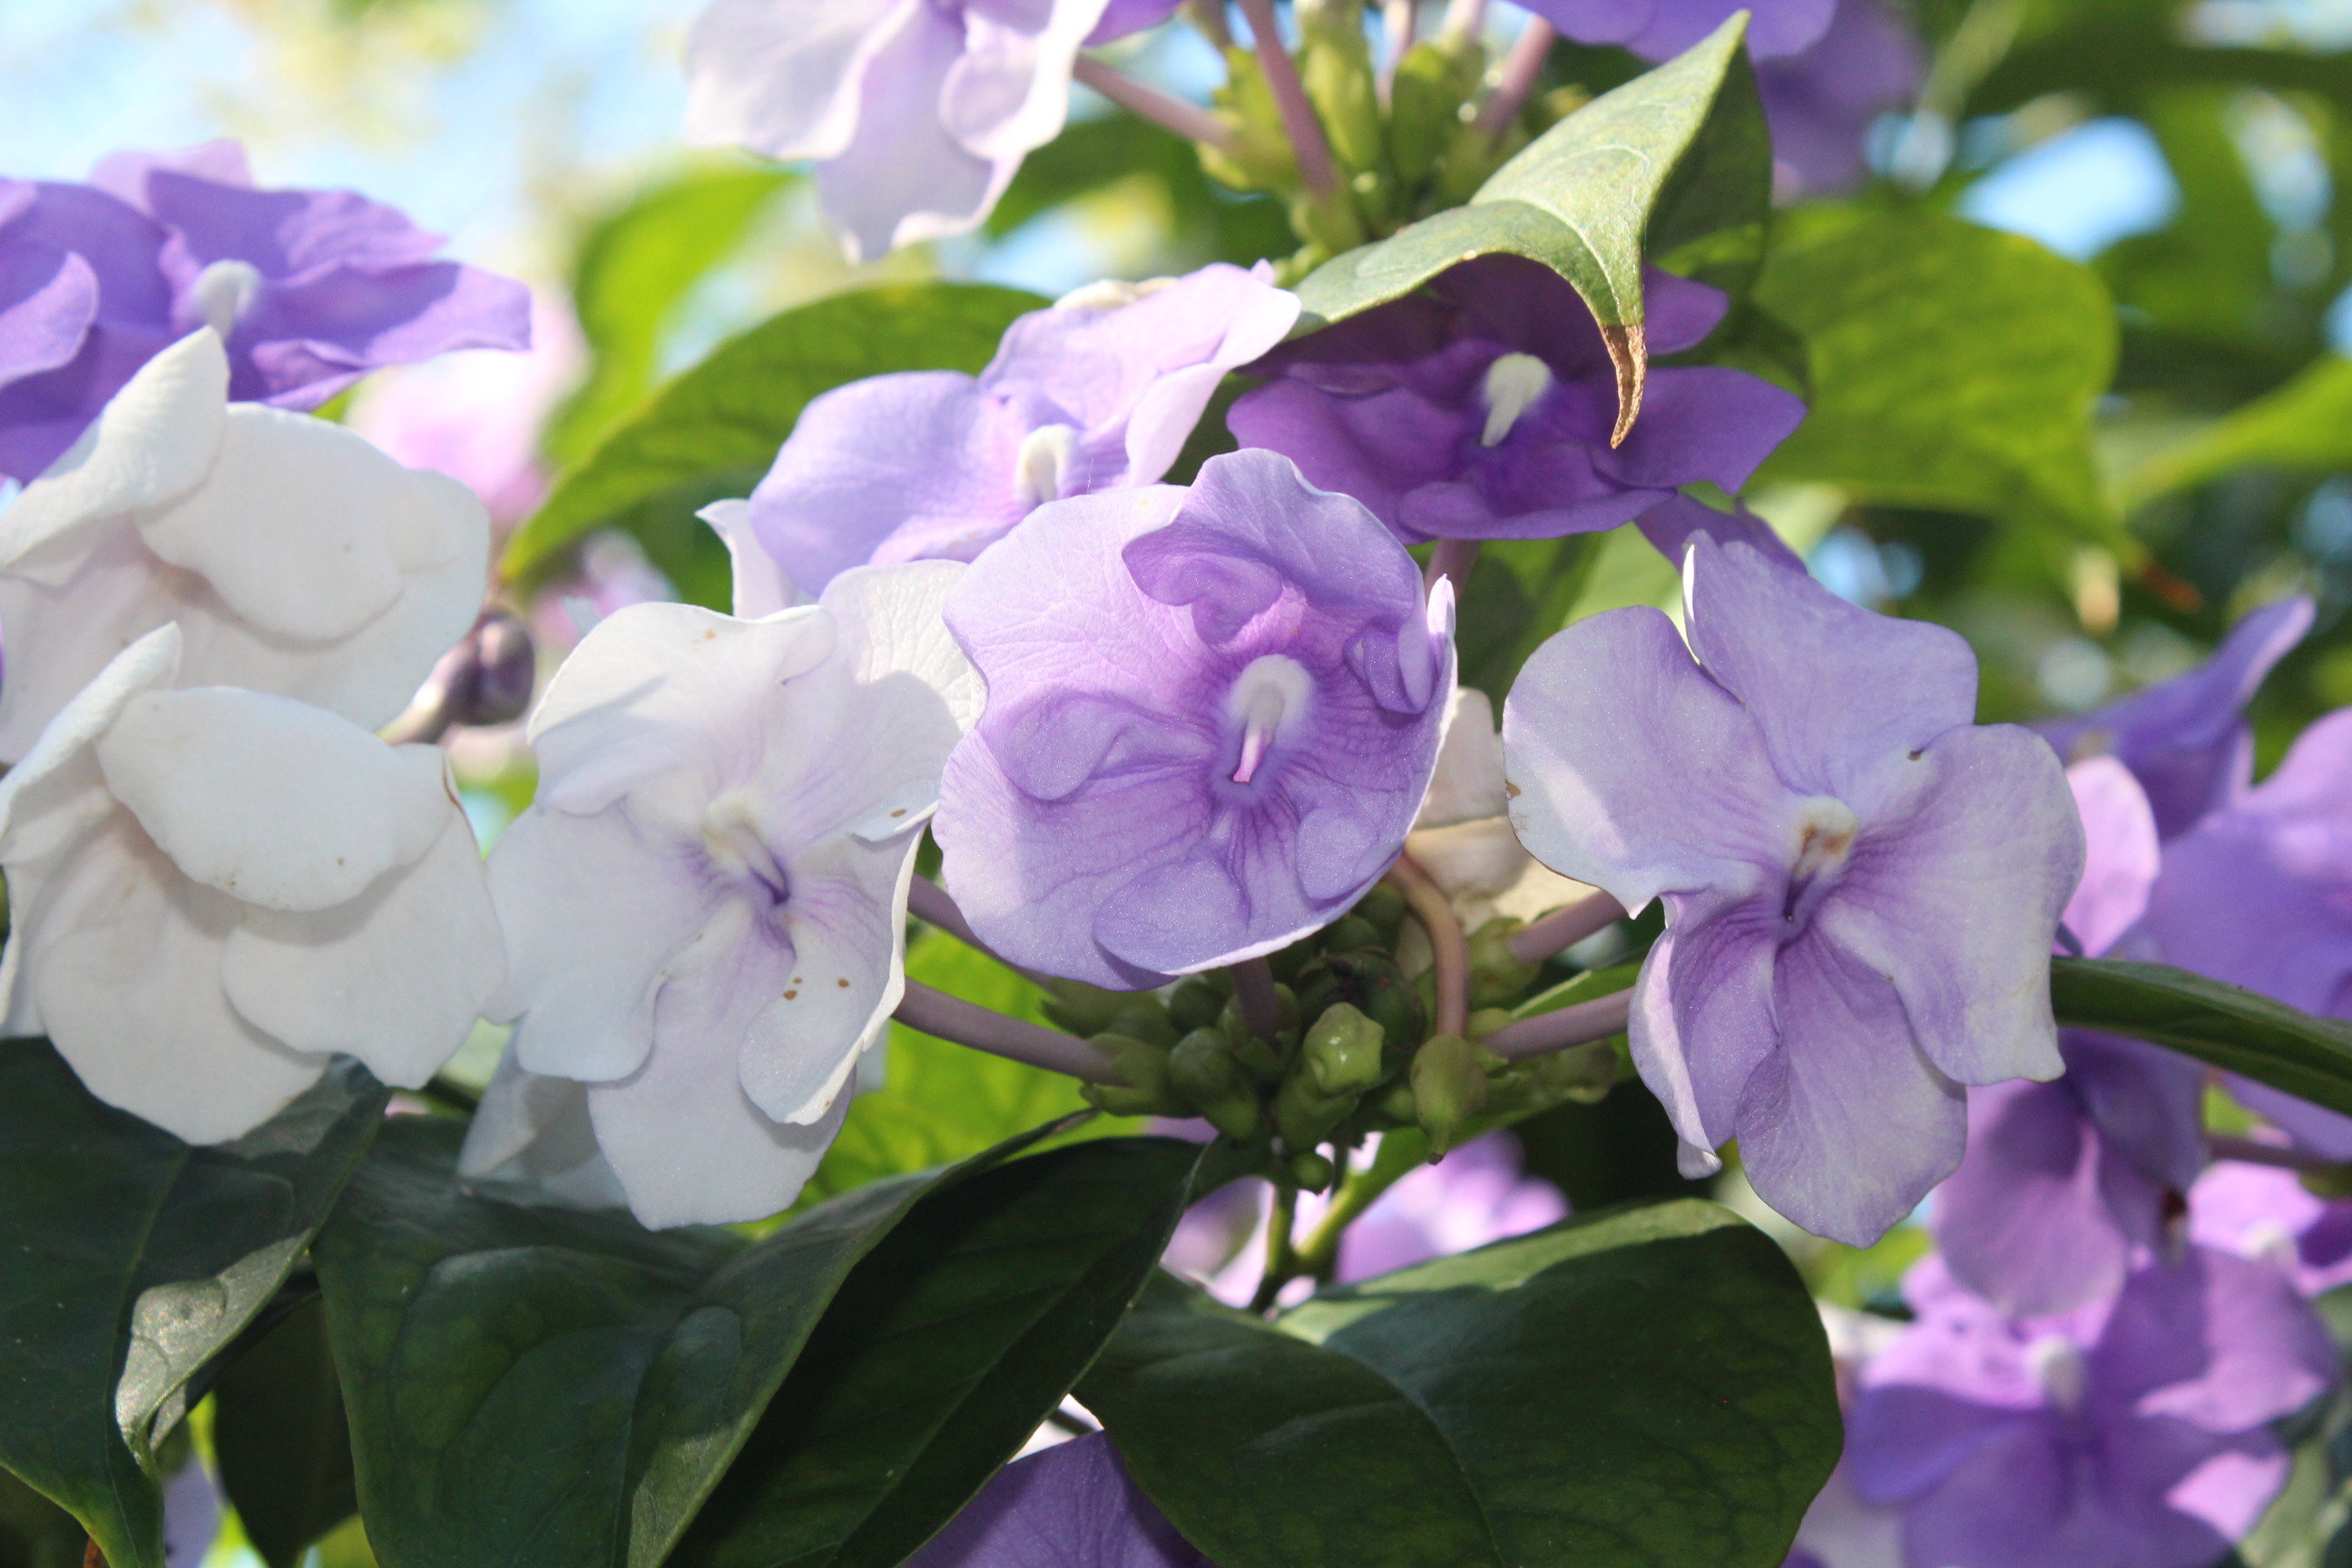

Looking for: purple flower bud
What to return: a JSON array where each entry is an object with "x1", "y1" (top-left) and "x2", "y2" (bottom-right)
[
  {"x1": 0, "y1": 140, "x2": 531, "y2": 482},
  {"x1": 1505, "y1": 535, "x2": 2082, "y2": 1245},
  {"x1": 934, "y1": 448, "x2": 1455, "y2": 989},
  {"x1": 1229, "y1": 257, "x2": 1803, "y2": 544},
  {"x1": 909, "y1": 1433, "x2": 1215, "y2": 1568},
  {"x1": 1520, "y1": 0, "x2": 1837, "y2": 59},
  {"x1": 1849, "y1": 1250, "x2": 2335, "y2": 1568},
  {"x1": 741, "y1": 264, "x2": 1298, "y2": 596}
]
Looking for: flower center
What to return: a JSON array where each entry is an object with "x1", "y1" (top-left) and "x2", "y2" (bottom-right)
[
  {"x1": 1223, "y1": 653, "x2": 1315, "y2": 786},
  {"x1": 701, "y1": 789, "x2": 790, "y2": 907},
  {"x1": 1013, "y1": 424, "x2": 1080, "y2": 510},
  {"x1": 1479, "y1": 353, "x2": 1553, "y2": 447},
  {"x1": 2026, "y1": 1335, "x2": 2087, "y2": 1416},
  {"x1": 189, "y1": 259, "x2": 264, "y2": 338},
  {"x1": 1781, "y1": 795, "x2": 1858, "y2": 926}
]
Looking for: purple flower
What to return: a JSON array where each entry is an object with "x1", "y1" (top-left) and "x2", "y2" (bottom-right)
[
  {"x1": 1504, "y1": 534, "x2": 2082, "y2": 1245},
  {"x1": 2040, "y1": 595, "x2": 2313, "y2": 841},
  {"x1": 739, "y1": 264, "x2": 1298, "y2": 596},
  {"x1": 1935, "y1": 759, "x2": 2207, "y2": 1317},
  {"x1": 1635, "y1": 492, "x2": 1808, "y2": 573},
  {"x1": 1519, "y1": 0, "x2": 1836, "y2": 62},
  {"x1": 1848, "y1": 1250, "x2": 2335, "y2": 1568},
  {"x1": 2142, "y1": 705, "x2": 2352, "y2": 1157},
  {"x1": 1755, "y1": 0, "x2": 1923, "y2": 196},
  {"x1": 935, "y1": 448, "x2": 1455, "y2": 989},
  {"x1": 0, "y1": 140, "x2": 530, "y2": 482},
  {"x1": 908, "y1": 1433, "x2": 1214, "y2": 1568},
  {"x1": 1228, "y1": 256, "x2": 1804, "y2": 544},
  {"x1": 684, "y1": 0, "x2": 1122, "y2": 261},
  {"x1": 1088, "y1": 0, "x2": 1181, "y2": 42},
  {"x1": 2191, "y1": 1157, "x2": 2352, "y2": 1297}
]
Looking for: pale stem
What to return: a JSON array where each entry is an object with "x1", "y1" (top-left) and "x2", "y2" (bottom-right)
[
  {"x1": 1442, "y1": 0, "x2": 1488, "y2": 41},
  {"x1": 1473, "y1": 16, "x2": 1554, "y2": 140},
  {"x1": 1385, "y1": 851, "x2": 1470, "y2": 1038},
  {"x1": 1482, "y1": 988, "x2": 1634, "y2": 1061},
  {"x1": 1230, "y1": 955, "x2": 1283, "y2": 1042},
  {"x1": 1188, "y1": 0, "x2": 1236, "y2": 47},
  {"x1": 1379, "y1": 0, "x2": 1417, "y2": 101},
  {"x1": 2208, "y1": 1133, "x2": 2347, "y2": 1174},
  {"x1": 1426, "y1": 536, "x2": 1480, "y2": 598},
  {"x1": 895, "y1": 980, "x2": 1126, "y2": 1083},
  {"x1": 1236, "y1": 0, "x2": 1340, "y2": 196},
  {"x1": 1504, "y1": 887, "x2": 1627, "y2": 965},
  {"x1": 1073, "y1": 55, "x2": 1235, "y2": 148}
]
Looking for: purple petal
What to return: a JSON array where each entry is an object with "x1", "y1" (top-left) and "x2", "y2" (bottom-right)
[
  {"x1": 235, "y1": 259, "x2": 532, "y2": 407},
  {"x1": 2063, "y1": 757, "x2": 2160, "y2": 957},
  {"x1": 908, "y1": 1434, "x2": 1214, "y2": 1568},
  {"x1": 1755, "y1": 0, "x2": 1925, "y2": 195},
  {"x1": 1523, "y1": 0, "x2": 1836, "y2": 56},
  {"x1": 2095, "y1": 1247, "x2": 2335, "y2": 1434},
  {"x1": 1085, "y1": 0, "x2": 1184, "y2": 43},
  {"x1": 0, "y1": 244, "x2": 97, "y2": 393},
  {"x1": 1592, "y1": 365, "x2": 1806, "y2": 492},
  {"x1": 813, "y1": 3, "x2": 1010, "y2": 260},
  {"x1": 1936, "y1": 1078, "x2": 2132, "y2": 1318},
  {"x1": 1653, "y1": 890, "x2": 1781, "y2": 1149},
  {"x1": 1635, "y1": 493, "x2": 1806, "y2": 574},
  {"x1": 1738, "y1": 928, "x2": 1965, "y2": 1245},
  {"x1": 2064, "y1": 1031, "x2": 2206, "y2": 1193}
]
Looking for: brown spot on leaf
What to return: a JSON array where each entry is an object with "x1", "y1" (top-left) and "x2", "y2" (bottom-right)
[{"x1": 1598, "y1": 320, "x2": 1647, "y2": 448}]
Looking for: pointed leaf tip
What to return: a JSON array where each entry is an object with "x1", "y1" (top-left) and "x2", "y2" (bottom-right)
[{"x1": 1602, "y1": 322, "x2": 1646, "y2": 447}]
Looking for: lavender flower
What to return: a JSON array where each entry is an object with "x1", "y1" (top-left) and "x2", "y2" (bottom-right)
[
  {"x1": 1935, "y1": 759, "x2": 2206, "y2": 1317},
  {"x1": 934, "y1": 448, "x2": 1455, "y2": 989},
  {"x1": 0, "y1": 140, "x2": 529, "y2": 481},
  {"x1": 1505, "y1": 534, "x2": 2082, "y2": 1245},
  {"x1": 909, "y1": 1433, "x2": 1213, "y2": 1568},
  {"x1": 1848, "y1": 1251, "x2": 2335, "y2": 1568},
  {"x1": 740, "y1": 264, "x2": 1298, "y2": 595},
  {"x1": 2191, "y1": 1157, "x2": 2352, "y2": 1297},
  {"x1": 1754, "y1": 0, "x2": 1923, "y2": 196},
  {"x1": 2040, "y1": 595, "x2": 2313, "y2": 841},
  {"x1": 1228, "y1": 257, "x2": 1803, "y2": 544},
  {"x1": 1520, "y1": 0, "x2": 1836, "y2": 64},
  {"x1": 2142, "y1": 705, "x2": 2352, "y2": 1157},
  {"x1": 684, "y1": 0, "x2": 1119, "y2": 261}
]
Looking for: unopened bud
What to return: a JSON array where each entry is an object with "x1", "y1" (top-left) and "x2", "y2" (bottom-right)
[
  {"x1": 1352, "y1": 884, "x2": 1408, "y2": 946},
  {"x1": 1303, "y1": 1003, "x2": 1386, "y2": 1094},
  {"x1": 1466, "y1": 917, "x2": 1540, "y2": 1008},
  {"x1": 1081, "y1": 1034, "x2": 1184, "y2": 1118},
  {"x1": 1288, "y1": 1149, "x2": 1337, "y2": 1192},
  {"x1": 388, "y1": 609, "x2": 537, "y2": 743},
  {"x1": 1167, "y1": 975, "x2": 1229, "y2": 1034},
  {"x1": 1410, "y1": 1033, "x2": 1489, "y2": 1158},
  {"x1": 1318, "y1": 914, "x2": 1379, "y2": 954},
  {"x1": 1170, "y1": 1028, "x2": 1262, "y2": 1140},
  {"x1": 1465, "y1": 1007, "x2": 1514, "y2": 1041},
  {"x1": 1275, "y1": 1071, "x2": 1357, "y2": 1149},
  {"x1": 1104, "y1": 1003, "x2": 1179, "y2": 1051},
  {"x1": 1041, "y1": 978, "x2": 1135, "y2": 1036}
]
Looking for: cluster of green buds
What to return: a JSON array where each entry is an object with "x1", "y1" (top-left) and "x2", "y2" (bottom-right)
[{"x1": 1048, "y1": 883, "x2": 1622, "y2": 1190}]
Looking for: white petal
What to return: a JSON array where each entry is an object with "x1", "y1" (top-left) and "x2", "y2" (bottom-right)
[
  {"x1": 0, "y1": 527, "x2": 188, "y2": 763},
  {"x1": 0, "y1": 330, "x2": 226, "y2": 574},
  {"x1": 939, "y1": 0, "x2": 1109, "y2": 162},
  {"x1": 25, "y1": 814, "x2": 326, "y2": 1144},
  {"x1": 456, "y1": 1047, "x2": 632, "y2": 1211},
  {"x1": 739, "y1": 833, "x2": 912, "y2": 1124},
  {"x1": 701, "y1": 497, "x2": 807, "y2": 619},
  {"x1": 683, "y1": 0, "x2": 908, "y2": 160},
  {"x1": 221, "y1": 796, "x2": 504, "y2": 1087},
  {"x1": 0, "y1": 623, "x2": 181, "y2": 860},
  {"x1": 1416, "y1": 687, "x2": 1509, "y2": 829},
  {"x1": 821, "y1": 560, "x2": 984, "y2": 730},
  {"x1": 133, "y1": 407, "x2": 478, "y2": 642},
  {"x1": 96, "y1": 688, "x2": 446, "y2": 912},
  {"x1": 490, "y1": 804, "x2": 714, "y2": 1083}
]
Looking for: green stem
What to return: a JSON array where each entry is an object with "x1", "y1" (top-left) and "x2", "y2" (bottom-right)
[
  {"x1": 1295, "y1": 1137, "x2": 1421, "y2": 1279},
  {"x1": 1250, "y1": 1181, "x2": 1302, "y2": 1312}
]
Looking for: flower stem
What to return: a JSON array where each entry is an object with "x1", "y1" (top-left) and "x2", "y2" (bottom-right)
[
  {"x1": 1236, "y1": 0, "x2": 1340, "y2": 197},
  {"x1": 1473, "y1": 16, "x2": 1553, "y2": 141},
  {"x1": 895, "y1": 980, "x2": 1124, "y2": 1083},
  {"x1": 1188, "y1": 0, "x2": 1235, "y2": 47},
  {"x1": 1385, "y1": 851, "x2": 1469, "y2": 1037},
  {"x1": 1250, "y1": 1180, "x2": 1302, "y2": 1311},
  {"x1": 1426, "y1": 537, "x2": 1480, "y2": 598},
  {"x1": 906, "y1": 874, "x2": 1047, "y2": 985},
  {"x1": 1073, "y1": 55, "x2": 1234, "y2": 148},
  {"x1": 1504, "y1": 887, "x2": 1626, "y2": 965},
  {"x1": 1294, "y1": 1142, "x2": 1409, "y2": 1278},
  {"x1": 1482, "y1": 987, "x2": 1633, "y2": 1061},
  {"x1": 1230, "y1": 955, "x2": 1283, "y2": 1042},
  {"x1": 1442, "y1": 0, "x2": 1489, "y2": 42}
]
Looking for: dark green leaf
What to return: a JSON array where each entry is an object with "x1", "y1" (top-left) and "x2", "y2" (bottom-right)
[
  {"x1": 0, "y1": 1043, "x2": 386, "y2": 1568},
  {"x1": 545, "y1": 163, "x2": 798, "y2": 469},
  {"x1": 1290, "y1": 17, "x2": 1768, "y2": 436},
  {"x1": 315, "y1": 1112, "x2": 1034, "y2": 1568},
  {"x1": 1083, "y1": 1200, "x2": 1839, "y2": 1568},
  {"x1": 0, "y1": 1467, "x2": 85, "y2": 1568},
  {"x1": 671, "y1": 1137, "x2": 1207, "y2": 1568},
  {"x1": 2117, "y1": 355, "x2": 2352, "y2": 511},
  {"x1": 2051, "y1": 957, "x2": 2352, "y2": 1116},
  {"x1": 212, "y1": 1298, "x2": 358, "y2": 1568},
  {"x1": 502, "y1": 283, "x2": 1047, "y2": 604},
  {"x1": 1754, "y1": 209, "x2": 2118, "y2": 538}
]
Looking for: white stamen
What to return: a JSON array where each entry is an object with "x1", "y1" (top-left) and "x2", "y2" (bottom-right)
[
  {"x1": 1054, "y1": 275, "x2": 1176, "y2": 312},
  {"x1": 701, "y1": 789, "x2": 789, "y2": 904},
  {"x1": 1014, "y1": 424, "x2": 1081, "y2": 510},
  {"x1": 1223, "y1": 654, "x2": 1315, "y2": 785},
  {"x1": 2026, "y1": 1336, "x2": 2086, "y2": 1416},
  {"x1": 1787, "y1": 797, "x2": 1859, "y2": 888},
  {"x1": 1479, "y1": 352, "x2": 1553, "y2": 447},
  {"x1": 189, "y1": 260, "x2": 264, "y2": 338}
]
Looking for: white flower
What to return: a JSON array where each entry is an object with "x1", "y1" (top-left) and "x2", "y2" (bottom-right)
[
  {"x1": 0, "y1": 625, "x2": 505, "y2": 1143},
  {"x1": 463, "y1": 561, "x2": 982, "y2": 1228},
  {"x1": 683, "y1": 0, "x2": 1112, "y2": 261},
  {"x1": 0, "y1": 329, "x2": 491, "y2": 762}
]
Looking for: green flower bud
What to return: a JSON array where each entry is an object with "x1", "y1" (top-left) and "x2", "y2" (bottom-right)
[
  {"x1": 1482, "y1": 1041, "x2": 1620, "y2": 1121},
  {"x1": 1219, "y1": 983, "x2": 1301, "y2": 1052},
  {"x1": 1410, "y1": 1033, "x2": 1490, "y2": 1158},
  {"x1": 1292, "y1": 951, "x2": 1424, "y2": 1056},
  {"x1": 1041, "y1": 978, "x2": 1136, "y2": 1035},
  {"x1": 1170, "y1": 1028, "x2": 1263, "y2": 1140},
  {"x1": 1082, "y1": 1034, "x2": 1186, "y2": 1118},
  {"x1": 1289, "y1": 1149, "x2": 1338, "y2": 1192},
  {"x1": 1388, "y1": 37, "x2": 1484, "y2": 192},
  {"x1": 1298, "y1": 0, "x2": 1384, "y2": 177},
  {"x1": 1352, "y1": 883, "x2": 1408, "y2": 946},
  {"x1": 1104, "y1": 1003, "x2": 1179, "y2": 1051},
  {"x1": 1465, "y1": 1007, "x2": 1515, "y2": 1041},
  {"x1": 1302, "y1": 1002, "x2": 1387, "y2": 1093},
  {"x1": 1318, "y1": 914, "x2": 1380, "y2": 954},
  {"x1": 1167, "y1": 975, "x2": 1229, "y2": 1035},
  {"x1": 1466, "y1": 916, "x2": 1541, "y2": 1008},
  {"x1": 1275, "y1": 1071, "x2": 1358, "y2": 1149},
  {"x1": 1201, "y1": 48, "x2": 1300, "y2": 192}
]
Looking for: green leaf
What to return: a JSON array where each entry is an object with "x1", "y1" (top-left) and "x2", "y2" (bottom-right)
[
  {"x1": 2051, "y1": 957, "x2": 2352, "y2": 1116},
  {"x1": 801, "y1": 932, "x2": 1132, "y2": 1205},
  {"x1": 212, "y1": 1297, "x2": 358, "y2": 1568},
  {"x1": 2117, "y1": 355, "x2": 2352, "y2": 511},
  {"x1": 316, "y1": 1112, "x2": 1033, "y2": 1568},
  {"x1": 1753, "y1": 209, "x2": 2119, "y2": 539},
  {"x1": 0, "y1": 1466, "x2": 86, "y2": 1568},
  {"x1": 502, "y1": 282, "x2": 1047, "y2": 606},
  {"x1": 545, "y1": 163, "x2": 798, "y2": 469},
  {"x1": 0, "y1": 1043, "x2": 387, "y2": 1568},
  {"x1": 668, "y1": 1137, "x2": 1207, "y2": 1568},
  {"x1": 1082, "y1": 1200, "x2": 1838, "y2": 1568},
  {"x1": 1290, "y1": 16, "x2": 1768, "y2": 441}
]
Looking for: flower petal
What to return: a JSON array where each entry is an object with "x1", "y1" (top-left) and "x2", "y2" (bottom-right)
[
  {"x1": 2064, "y1": 757, "x2": 2160, "y2": 956},
  {"x1": 684, "y1": 0, "x2": 905, "y2": 162},
  {"x1": 1936, "y1": 1079, "x2": 2132, "y2": 1318},
  {"x1": 811, "y1": 4, "x2": 1006, "y2": 260},
  {"x1": 739, "y1": 834, "x2": 911, "y2": 1125},
  {"x1": 456, "y1": 1046, "x2": 632, "y2": 1211}
]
